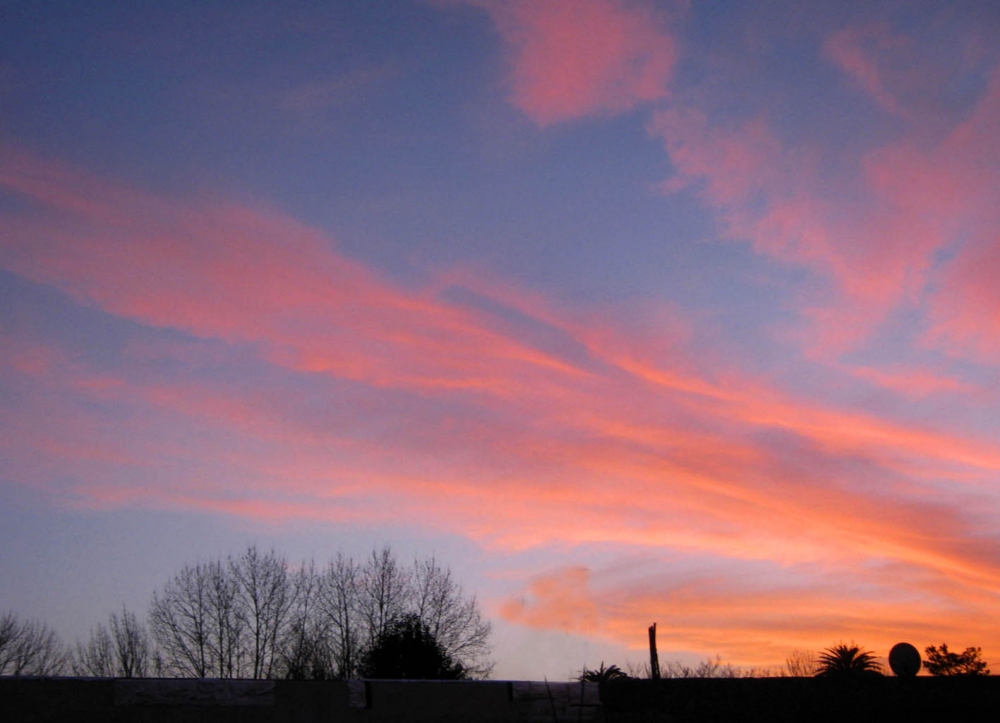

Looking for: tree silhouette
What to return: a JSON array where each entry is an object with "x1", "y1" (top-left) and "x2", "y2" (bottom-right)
[
  {"x1": 6, "y1": 544, "x2": 490, "y2": 681},
  {"x1": 74, "y1": 606, "x2": 150, "y2": 677},
  {"x1": 149, "y1": 559, "x2": 241, "y2": 677},
  {"x1": 307, "y1": 546, "x2": 493, "y2": 679},
  {"x1": 230, "y1": 545, "x2": 296, "y2": 679},
  {"x1": 357, "y1": 614, "x2": 466, "y2": 680},
  {"x1": 924, "y1": 644, "x2": 989, "y2": 676},
  {"x1": 408, "y1": 555, "x2": 493, "y2": 678},
  {"x1": 815, "y1": 643, "x2": 882, "y2": 677},
  {"x1": 0, "y1": 611, "x2": 66, "y2": 676}
]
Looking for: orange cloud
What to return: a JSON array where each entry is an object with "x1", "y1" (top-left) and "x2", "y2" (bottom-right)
[
  {"x1": 500, "y1": 567, "x2": 601, "y2": 634},
  {"x1": 475, "y1": 0, "x2": 677, "y2": 125},
  {"x1": 501, "y1": 556, "x2": 1000, "y2": 670}
]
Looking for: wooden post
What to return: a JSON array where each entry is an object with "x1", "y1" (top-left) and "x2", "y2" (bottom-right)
[{"x1": 648, "y1": 623, "x2": 660, "y2": 680}]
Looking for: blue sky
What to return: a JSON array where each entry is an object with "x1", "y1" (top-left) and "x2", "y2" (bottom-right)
[{"x1": 2, "y1": 0, "x2": 1000, "y2": 678}]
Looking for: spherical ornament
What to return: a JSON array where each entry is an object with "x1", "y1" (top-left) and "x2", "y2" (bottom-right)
[{"x1": 889, "y1": 642, "x2": 921, "y2": 677}]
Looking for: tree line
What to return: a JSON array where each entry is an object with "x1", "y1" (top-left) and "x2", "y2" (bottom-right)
[
  {"x1": 1, "y1": 545, "x2": 492, "y2": 679},
  {"x1": 810, "y1": 642, "x2": 988, "y2": 677},
  {"x1": 579, "y1": 642, "x2": 991, "y2": 682}
]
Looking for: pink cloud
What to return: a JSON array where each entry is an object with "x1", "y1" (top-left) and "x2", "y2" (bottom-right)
[
  {"x1": 651, "y1": 108, "x2": 916, "y2": 334},
  {"x1": 918, "y1": 70, "x2": 1000, "y2": 361},
  {"x1": 651, "y1": 49, "x2": 1000, "y2": 358},
  {"x1": 930, "y1": 238, "x2": 1000, "y2": 360},
  {"x1": 4, "y1": 146, "x2": 1000, "y2": 669},
  {"x1": 0, "y1": 147, "x2": 595, "y2": 400},
  {"x1": 475, "y1": 0, "x2": 678, "y2": 125},
  {"x1": 3, "y1": 143, "x2": 996, "y2": 525},
  {"x1": 848, "y1": 365, "x2": 976, "y2": 398}
]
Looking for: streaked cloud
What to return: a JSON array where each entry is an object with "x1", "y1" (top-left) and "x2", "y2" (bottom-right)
[{"x1": 4, "y1": 138, "x2": 1000, "y2": 664}]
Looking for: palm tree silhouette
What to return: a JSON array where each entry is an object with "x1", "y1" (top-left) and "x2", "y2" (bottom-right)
[
  {"x1": 578, "y1": 662, "x2": 629, "y2": 684},
  {"x1": 815, "y1": 643, "x2": 882, "y2": 677}
]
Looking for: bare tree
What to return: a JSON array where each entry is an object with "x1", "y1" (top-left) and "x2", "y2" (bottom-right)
[
  {"x1": 307, "y1": 548, "x2": 495, "y2": 679},
  {"x1": 784, "y1": 649, "x2": 817, "y2": 677},
  {"x1": 150, "y1": 560, "x2": 241, "y2": 677},
  {"x1": 149, "y1": 563, "x2": 209, "y2": 677},
  {"x1": 74, "y1": 607, "x2": 149, "y2": 678},
  {"x1": 660, "y1": 656, "x2": 740, "y2": 679},
  {"x1": 230, "y1": 545, "x2": 295, "y2": 679},
  {"x1": 74, "y1": 623, "x2": 114, "y2": 677},
  {"x1": 146, "y1": 544, "x2": 493, "y2": 680},
  {"x1": 0, "y1": 611, "x2": 67, "y2": 676},
  {"x1": 113, "y1": 607, "x2": 150, "y2": 677},
  {"x1": 357, "y1": 546, "x2": 410, "y2": 650},
  {"x1": 282, "y1": 560, "x2": 334, "y2": 679},
  {"x1": 206, "y1": 559, "x2": 242, "y2": 677},
  {"x1": 410, "y1": 556, "x2": 493, "y2": 677},
  {"x1": 624, "y1": 660, "x2": 651, "y2": 679},
  {"x1": 319, "y1": 552, "x2": 363, "y2": 678}
]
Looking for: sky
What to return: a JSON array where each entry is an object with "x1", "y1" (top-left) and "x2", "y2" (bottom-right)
[{"x1": 2, "y1": 0, "x2": 1000, "y2": 679}]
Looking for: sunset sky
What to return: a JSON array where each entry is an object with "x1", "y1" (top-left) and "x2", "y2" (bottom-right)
[{"x1": 2, "y1": 0, "x2": 1000, "y2": 679}]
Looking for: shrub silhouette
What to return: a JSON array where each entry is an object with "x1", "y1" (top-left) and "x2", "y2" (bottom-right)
[
  {"x1": 357, "y1": 614, "x2": 466, "y2": 679},
  {"x1": 924, "y1": 644, "x2": 989, "y2": 676}
]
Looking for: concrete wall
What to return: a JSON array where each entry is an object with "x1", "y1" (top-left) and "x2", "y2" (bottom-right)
[
  {"x1": 6, "y1": 676, "x2": 1000, "y2": 722},
  {"x1": 1, "y1": 678, "x2": 601, "y2": 723}
]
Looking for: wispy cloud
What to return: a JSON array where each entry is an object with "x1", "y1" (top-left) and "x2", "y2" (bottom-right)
[
  {"x1": 648, "y1": 46, "x2": 1000, "y2": 360},
  {"x1": 823, "y1": 23, "x2": 911, "y2": 117}
]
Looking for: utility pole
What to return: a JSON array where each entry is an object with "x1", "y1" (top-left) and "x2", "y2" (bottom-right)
[{"x1": 648, "y1": 623, "x2": 660, "y2": 680}]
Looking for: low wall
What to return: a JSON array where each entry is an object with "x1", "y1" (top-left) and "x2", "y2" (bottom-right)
[
  {"x1": 5, "y1": 676, "x2": 1000, "y2": 722},
  {"x1": 600, "y1": 676, "x2": 1000, "y2": 722},
  {"x1": 0, "y1": 677, "x2": 601, "y2": 723}
]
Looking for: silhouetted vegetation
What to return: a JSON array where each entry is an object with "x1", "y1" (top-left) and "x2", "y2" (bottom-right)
[
  {"x1": 7, "y1": 555, "x2": 1000, "y2": 687},
  {"x1": 924, "y1": 643, "x2": 989, "y2": 676},
  {"x1": 148, "y1": 544, "x2": 492, "y2": 679},
  {"x1": 579, "y1": 661, "x2": 629, "y2": 684},
  {"x1": 815, "y1": 643, "x2": 882, "y2": 678},
  {"x1": 3, "y1": 544, "x2": 492, "y2": 680},
  {"x1": 621, "y1": 656, "x2": 767, "y2": 679},
  {"x1": 73, "y1": 606, "x2": 150, "y2": 678},
  {"x1": 0, "y1": 612, "x2": 66, "y2": 676},
  {"x1": 149, "y1": 546, "x2": 299, "y2": 678},
  {"x1": 357, "y1": 614, "x2": 466, "y2": 679},
  {"x1": 784, "y1": 649, "x2": 817, "y2": 676}
]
